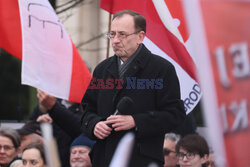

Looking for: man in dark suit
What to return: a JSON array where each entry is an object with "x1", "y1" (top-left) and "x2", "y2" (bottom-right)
[{"x1": 81, "y1": 10, "x2": 186, "y2": 167}]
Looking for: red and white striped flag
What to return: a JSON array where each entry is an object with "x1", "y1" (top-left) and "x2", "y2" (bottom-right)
[
  {"x1": 0, "y1": 0, "x2": 91, "y2": 103},
  {"x1": 100, "y1": 0, "x2": 201, "y2": 114}
]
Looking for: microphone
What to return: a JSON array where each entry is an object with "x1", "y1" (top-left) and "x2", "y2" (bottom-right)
[
  {"x1": 108, "y1": 96, "x2": 134, "y2": 128},
  {"x1": 113, "y1": 96, "x2": 134, "y2": 115}
]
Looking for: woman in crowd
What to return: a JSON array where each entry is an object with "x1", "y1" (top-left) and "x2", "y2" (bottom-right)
[
  {"x1": 0, "y1": 127, "x2": 21, "y2": 167},
  {"x1": 176, "y1": 134, "x2": 209, "y2": 167},
  {"x1": 22, "y1": 143, "x2": 47, "y2": 167}
]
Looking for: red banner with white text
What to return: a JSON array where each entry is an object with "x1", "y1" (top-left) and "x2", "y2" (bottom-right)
[{"x1": 184, "y1": 0, "x2": 250, "y2": 166}]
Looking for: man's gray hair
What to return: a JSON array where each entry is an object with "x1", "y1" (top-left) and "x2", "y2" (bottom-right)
[
  {"x1": 0, "y1": 127, "x2": 21, "y2": 149},
  {"x1": 165, "y1": 133, "x2": 180, "y2": 144}
]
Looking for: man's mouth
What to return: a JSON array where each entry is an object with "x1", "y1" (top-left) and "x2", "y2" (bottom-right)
[
  {"x1": 72, "y1": 158, "x2": 84, "y2": 163},
  {"x1": 113, "y1": 45, "x2": 122, "y2": 49}
]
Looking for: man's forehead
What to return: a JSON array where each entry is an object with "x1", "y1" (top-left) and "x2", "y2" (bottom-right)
[
  {"x1": 71, "y1": 146, "x2": 90, "y2": 151},
  {"x1": 0, "y1": 136, "x2": 13, "y2": 144},
  {"x1": 111, "y1": 14, "x2": 135, "y2": 30},
  {"x1": 164, "y1": 139, "x2": 176, "y2": 145},
  {"x1": 179, "y1": 148, "x2": 188, "y2": 153},
  {"x1": 113, "y1": 13, "x2": 133, "y2": 21}
]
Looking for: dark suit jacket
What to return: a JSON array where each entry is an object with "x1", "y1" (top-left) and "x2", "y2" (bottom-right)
[{"x1": 81, "y1": 44, "x2": 185, "y2": 167}]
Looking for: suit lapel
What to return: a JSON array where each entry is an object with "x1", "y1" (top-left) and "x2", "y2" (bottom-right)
[
  {"x1": 112, "y1": 44, "x2": 151, "y2": 105},
  {"x1": 106, "y1": 56, "x2": 119, "y2": 79}
]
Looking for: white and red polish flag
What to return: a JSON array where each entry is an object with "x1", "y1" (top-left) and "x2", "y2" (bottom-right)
[
  {"x1": 100, "y1": 0, "x2": 201, "y2": 114},
  {"x1": 0, "y1": 0, "x2": 91, "y2": 103}
]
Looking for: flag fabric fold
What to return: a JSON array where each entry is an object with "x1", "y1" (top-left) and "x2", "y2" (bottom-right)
[
  {"x1": 0, "y1": 0, "x2": 91, "y2": 103},
  {"x1": 0, "y1": 0, "x2": 22, "y2": 59}
]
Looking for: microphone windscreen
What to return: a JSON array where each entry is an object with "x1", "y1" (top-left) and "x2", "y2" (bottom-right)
[{"x1": 117, "y1": 96, "x2": 134, "y2": 114}]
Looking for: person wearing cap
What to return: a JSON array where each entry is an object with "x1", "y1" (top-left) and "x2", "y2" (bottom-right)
[
  {"x1": 70, "y1": 134, "x2": 95, "y2": 167},
  {"x1": 0, "y1": 127, "x2": 21, "y2": 167},
  {"x1": 17, "y1": 121, "x2": 43, "y2": 156}
]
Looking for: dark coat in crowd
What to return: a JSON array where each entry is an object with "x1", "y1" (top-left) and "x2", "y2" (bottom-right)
[
  {"x1": 29, "y1": 100, "x2": 82, "y2": 167},
  {"x1": 81, "y1": 44, "x2": 186, "y2": 167}
]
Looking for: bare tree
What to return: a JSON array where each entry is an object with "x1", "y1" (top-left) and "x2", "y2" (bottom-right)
[
  {"x1": 55, "y1": 0, "x2": 107, "y2": 50},
  {"x1": 56, "y1": 0, "x2": 85, "y2": 14}
]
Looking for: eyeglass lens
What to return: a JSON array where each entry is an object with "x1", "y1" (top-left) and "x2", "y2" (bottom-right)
[
  {"x1": 164, "y1": 149, "x2": 175, "y2": 155},
  {"x1": 178, "y1": 152, "x2": 195, "y2": 160},
  {"x1": 107, "y1": 31, "x2": 139, "y2": 39},
  {"x1": 0, "y1": 145, "x2": 14, "y2": 151}
]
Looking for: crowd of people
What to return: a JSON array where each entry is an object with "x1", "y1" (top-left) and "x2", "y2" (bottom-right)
[
  {"x1": 0, "y1": 121, "x2": 95, "y2": 167},
  {"x1": 1, "y1": 10, "x2": 216, "y2": 167},
  {"x1": 0, "y1": 125, "x2": 215, "y2": 167}
]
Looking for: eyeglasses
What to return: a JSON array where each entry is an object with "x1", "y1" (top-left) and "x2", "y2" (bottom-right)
[
  {"x1": 0, "y1": 145, "x2": 14, "y2": 151},
  {"x1": 163, "y1": 149, "x2": 176, "y2": 156},
  {"x1": 177, "y1": 152, "x2": 196, "y2": 160},
  {"x1": 106, "y1": 31, "x2": 140, "y2": 40}
]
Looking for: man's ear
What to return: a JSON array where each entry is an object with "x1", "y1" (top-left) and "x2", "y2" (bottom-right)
[
  {"x1": 137, "y1": 31, "x2": 145, "y2": 45},
  {"x1": 201, "y1": 154, "x2": 209, "y2": 164}
]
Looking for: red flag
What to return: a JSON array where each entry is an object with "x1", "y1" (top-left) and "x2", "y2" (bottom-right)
[
  {"x1": 100, "y1": 0, "x2": 196, "y2": 80},
  {"x1": 0, "y1": 0, "x2": 91, "y2": 103},
  {"x1": 183, "y1": 0, "x2": 250, "y2": 166},
  {"x1": 100, "y1": 0, "x2": 200, "y2": 114},
  {"x1": 0, "y1": 0, "x2": 22, "y2": 59}
]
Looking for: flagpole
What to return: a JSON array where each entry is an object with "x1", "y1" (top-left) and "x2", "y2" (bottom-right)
[{"x1": 106, "y1": 13, "x2": 112, "y2": 59}]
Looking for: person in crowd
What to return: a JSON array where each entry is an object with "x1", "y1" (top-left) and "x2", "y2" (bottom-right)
[
  {"x1": 70, "y1": 134, "x2": 95, "y2": 167},
  {"x1": 21, "y1": 143, "x2": 46, "y2": 167},
  {"x1": 29, "y1": 89, "x2": 83, "y2": 167},
  {"x1": 0, "y1": 127, "x2": 21, "y2": 167},
  {"x1": 81, "y1": 10, "x2": 185, "y2": 167},
  {"x1": 175, "y1": 134, "x2": 209, "y2": 167},
  {"x1": 8, "y1": 160, "x2": 22, "y2": 167},
  {"x1": 17, "y1": 121, "x2": 43, "y2": 156},
  {"x1": 164, "y1": 133, "x2": 180, "y2": 167}
]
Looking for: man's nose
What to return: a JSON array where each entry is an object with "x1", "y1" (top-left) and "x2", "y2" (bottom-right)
[
  {"x1": 0, "y1": 147, "x2": 5, "y2": 152},
  {"x1": 25, "y1": 164, "x2": 32, "y2": 167},
  {"x1": 73, "y1": 152, "x2": 82, "y2": 157},
  {"x1": 112, "y1": 35, "x2": 121, "y2": 43},
  {"x1": 183, "y1": 155, "x2": 188, "y2": 161}
]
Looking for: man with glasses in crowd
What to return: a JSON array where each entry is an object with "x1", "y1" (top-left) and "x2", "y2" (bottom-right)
[
  {"x1": 81, "y1": 10, "x2": 185, "y2": 167},
  {"x1": 175, "y1": 134, "x2": 209, "y2": 167},
  {"x1": 163, "y1": 133, "x2": 180, "y2": 167}
]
